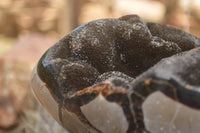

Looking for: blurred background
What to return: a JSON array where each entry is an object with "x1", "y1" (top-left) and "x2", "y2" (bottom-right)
[{"x1": 0, "y1": 0, "x2": 199, "y2": 133}]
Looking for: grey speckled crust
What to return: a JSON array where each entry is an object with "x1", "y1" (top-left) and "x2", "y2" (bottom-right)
[
  {"x1": 35, "y1": 15, "x2": 200, "y2": 133},
  {"x1": 37, "y1": 15, "x2": 199, "y2": 99}
]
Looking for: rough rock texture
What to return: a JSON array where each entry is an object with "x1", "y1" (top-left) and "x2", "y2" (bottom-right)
[
  {"x1": 38, "y1": 15, "x2": 199, "y2": 98},
  {"x1": 35, "y1": 15, "x2": 200, "y2": 133}
]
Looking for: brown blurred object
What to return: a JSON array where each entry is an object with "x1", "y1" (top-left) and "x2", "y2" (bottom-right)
[
  {"x1": 59, "y1": 0, "x2": 87, "y2": 35},
  {"x1": 162, "y1": 0, "x2": 179, "y2": 24},
  {"x1": 78, "y1": 0, "x2": 116, "y2": 25},
  {"x1": 0, "y1": 0, "x2": 199, "y2": 38},
  {"x1": 61, "y1": 0, "x2": 115, "y2": 35},
  {"x1": 0, "y1": 61, "x2": 30, "y2": 129},
  {"x1": 0, "y1": 34, "x2": 56, "y2": 131},
  {"x1": 1, "y1": 34, "x2": 57, "y2": 65},
  {"x1": 0, "y1": 0, "x2": 62, "y2": 37},
  {"x1": 160, "y1": 0, "x2": 200, "y2": 37},
  {"x1": 113, "y1": 0, "x2": 166, "y2": 23}
]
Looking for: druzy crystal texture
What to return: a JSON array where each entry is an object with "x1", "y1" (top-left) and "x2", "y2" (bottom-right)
[{"x1": 31, "y1": 15, "x2": 200, "y2": 133}]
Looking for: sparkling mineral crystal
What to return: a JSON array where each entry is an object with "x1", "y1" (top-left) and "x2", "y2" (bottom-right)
[{"x1": 31, "y1": 15, "x2": 200, "y2": 133}]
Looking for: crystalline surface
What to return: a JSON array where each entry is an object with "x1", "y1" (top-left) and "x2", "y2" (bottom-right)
[
  {"x1": 34, "y1": 15, "x2": 200, "y2": 133},
  {"x1": 37, "y1": 15, "x2": 200, "y2": 99}
]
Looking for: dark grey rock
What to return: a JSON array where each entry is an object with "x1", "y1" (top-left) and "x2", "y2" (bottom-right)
[{"x1": 35, "y1": 15, "x2": 200, "y2": 133}]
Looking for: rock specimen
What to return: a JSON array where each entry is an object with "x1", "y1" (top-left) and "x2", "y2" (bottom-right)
[{"x1": 31, "y1": 15, "x2": 200, "y2": 133}]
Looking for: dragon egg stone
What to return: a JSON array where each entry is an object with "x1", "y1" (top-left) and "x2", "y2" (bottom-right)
[{"x1": 31, "y1": 15, "x2": 200, "y2": 133}]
